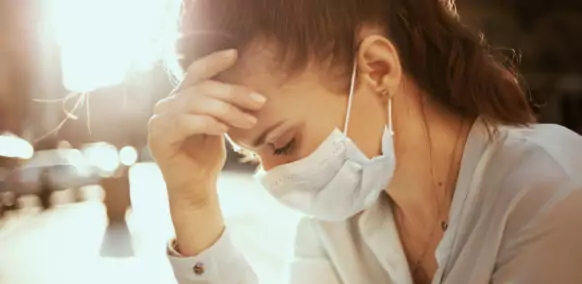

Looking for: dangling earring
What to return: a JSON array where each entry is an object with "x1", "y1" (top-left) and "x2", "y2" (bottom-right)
[
  {"x1": 380, "y1": 89, "x2": 394, "y2": 135},
  {"x1": 388, "y1": 96, "x2": 394, "y2": 135}
]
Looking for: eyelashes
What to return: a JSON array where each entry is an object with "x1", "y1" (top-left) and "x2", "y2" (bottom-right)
[{"x1": 272, "y1": 138, "x2": 296, "y2": 156}]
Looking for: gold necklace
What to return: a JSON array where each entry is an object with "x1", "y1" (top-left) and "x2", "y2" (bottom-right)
[
  {"x1": 436, "y1": 120, "x2": 465, "y2": 233},
  {"x1": 409, "y1": 118, "x2": 465, "y2": 276}
]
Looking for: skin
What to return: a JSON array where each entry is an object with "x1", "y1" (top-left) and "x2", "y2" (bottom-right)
[{"x1": 149, "y1": 25, "x2": 472, "y2": 281}]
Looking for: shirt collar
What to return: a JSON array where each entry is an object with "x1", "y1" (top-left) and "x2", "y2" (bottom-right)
[
  {"x1": 359, "y1": 194, "x2": 414, "y2": 284},
  {"x1": 358, "y1": 117, "x2": 492, "y2": 283}
]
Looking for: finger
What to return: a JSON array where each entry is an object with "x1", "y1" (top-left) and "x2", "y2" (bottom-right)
[
  {"x1": 154, "y1": 88, "x2": 260, "y2": 130},
  {"x1": 179, "y1": 49, "x2": 238, "y2": 89},
  {"x1": 178, "y1": 80, "x2": 267, "y2": 112},
  {"x1": 149, "y1": 114, "x2": 229, "y2": 146},
  {"x1": 163, "y1": 95, "x2": 258, "y2": 129},
  {"x1": 195, "y1": 97, "x2": 258, "y2": 129}
]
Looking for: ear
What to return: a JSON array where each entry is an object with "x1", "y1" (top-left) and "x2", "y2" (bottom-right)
[{"x1": 356, "y1": 35, "x2": 403, "y2": 100}]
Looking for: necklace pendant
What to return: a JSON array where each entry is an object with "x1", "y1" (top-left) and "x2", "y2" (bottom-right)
[{"x1": 441, "y1": 221, "x2": 449, "y2": 232}]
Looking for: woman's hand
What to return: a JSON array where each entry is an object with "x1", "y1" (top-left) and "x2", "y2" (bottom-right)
[{"x1": 148, "y1": 49, "x2": 267, "y2": 255}]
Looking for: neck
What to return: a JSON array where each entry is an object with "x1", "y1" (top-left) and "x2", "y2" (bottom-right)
[{"x1": 386, "y1": 89, "x2": 472, "y2": 226}]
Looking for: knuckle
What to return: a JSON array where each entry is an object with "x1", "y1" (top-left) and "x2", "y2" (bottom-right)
[
  {"x1": 189, "y1": 85, "x2": 208, "y2": 100},
  {"x1": 175, "y1": 114, "x2": 189, "y2": 130},
  {"x1": 147, "y1": 116, "x2": 156, "y2": 130},
  {"x1": 222, "y1": 84, "x2": 237, "y2": 99},
  {"x1": 202, "y1": 116, "x2": 218, "y2": 132},
  {"x1": 195, "y1": 81, "x2": 222, "y2": 99},
  {"x1": 189, "y1": 81, "x2": 206, "y2": 94},
  {"x1": 226, "y1": 105, "x2": 239, "y2": 118},
  {"x1": 148, "y1": 115, "x2": 162, "y2": 131},
  {"x1": 222, "y1": 84, "x2": 244, "y2": 98},
  {"x1": 216, "y1": 101, "x2": 233, "y2": 116},
  {"x1": 192, "y1": 116, "x2": 208, "y2": 133},
  {"x1": 177, "y1": 115, "x2": 204, "y2": 134},
  {"x1": 233, "y1": 85, "x2": 251, "y2": 97},
  {"x1": 147, "y1": 116, "x2": 166, "y2": 147},
  {"x1": 153, "y1": 96, "x2": 172, "y2": 115},
  {"x1": 147, "y1": 135, "x2": 161, "y2": 153},
  {"x1": 190, "y1": 62, "x2": 208, "y2": 79}
]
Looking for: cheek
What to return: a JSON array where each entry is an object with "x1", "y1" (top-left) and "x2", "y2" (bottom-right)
[
  {"x1": 296, "y1": 126, "x2": 332, "y2": 158},
  {"x1": 259, "y1": 155, "x2": 292, "y2": 171}
]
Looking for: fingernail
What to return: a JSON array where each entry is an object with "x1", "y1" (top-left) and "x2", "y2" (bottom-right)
[
  {"x1": 249, "y1": 92, "x2": 267, "y2": 104},
  {"x1": 222, "y1": 49, "x2": 237, "y2": 58},
  {"x1": 243, "y1": 113, "x2": 258, "y2": 126}
]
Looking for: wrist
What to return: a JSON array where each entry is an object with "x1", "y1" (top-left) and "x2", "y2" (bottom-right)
[
  {"x1": 167, "y1": 181, "x2": 218, "y2": 211},
  {"x1": 169, "y1": 192, "x2": 225, "y2": 257}
]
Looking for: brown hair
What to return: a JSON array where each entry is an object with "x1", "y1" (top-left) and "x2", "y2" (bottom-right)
[{"x1": 175, "y1": 0, "x2": 536, "y2": 125}]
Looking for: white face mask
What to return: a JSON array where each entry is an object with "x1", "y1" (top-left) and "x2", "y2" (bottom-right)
[{"x1": 254, "y1": 62, "x2": 396, "y2": 221}]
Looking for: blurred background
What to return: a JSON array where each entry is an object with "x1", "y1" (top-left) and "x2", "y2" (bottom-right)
[{"x1": 0, "y1": 1, "x2": 580, "y2": 283}]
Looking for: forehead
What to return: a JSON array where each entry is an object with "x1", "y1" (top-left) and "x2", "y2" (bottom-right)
[
  {"x1": 216, "y1": 39, "x2": 345, "y2": 93},
  {"x1": 216, "y1": 41, "x2": 297, "y2": 149},
  {"x1": 216, "y1": 40, "x2": 282, "y2": 87}
]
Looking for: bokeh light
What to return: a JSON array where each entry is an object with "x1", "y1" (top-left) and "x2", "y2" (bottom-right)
[
  {"x1": 0, "y1": 132, "x2": 34, "y2": 159},
  {"x1": 119, "y1": 146, "x2": 138, "y2": 166},
  {"x1": 82, "y1": 142, "x2": 119, "y2": 174}
]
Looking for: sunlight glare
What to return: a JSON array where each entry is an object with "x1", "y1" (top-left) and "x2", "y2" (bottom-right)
[{"x1": 46, "y1": 0, "x2": 180, "y2": 92}]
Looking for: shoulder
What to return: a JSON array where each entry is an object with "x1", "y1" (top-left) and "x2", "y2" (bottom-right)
[
  {"x1": 491, "y1": 185, "x2": 582, "y2": 282},
  {"x1": 484, "y1": 123, "x2": 582, "y2": 247},
  {"x1": 492, "y1": 123, "x2": 582, "y2": 181},
  {"x1": 485, "y1": 123, "x2": 582, "y2": 200}
]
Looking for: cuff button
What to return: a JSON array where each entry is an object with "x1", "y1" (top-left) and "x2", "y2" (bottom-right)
[{"x1": 193, "y1": 262, "x2": 205, "y2": 275}]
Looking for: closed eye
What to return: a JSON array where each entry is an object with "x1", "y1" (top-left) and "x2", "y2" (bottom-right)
[{"x1": 272, "y1": 139, "x2": 296, "y2": 156}]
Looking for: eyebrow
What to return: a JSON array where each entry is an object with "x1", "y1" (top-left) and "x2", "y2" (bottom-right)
[{"x1": 252, "y1": 120, "x2": 286, "y2": 148}]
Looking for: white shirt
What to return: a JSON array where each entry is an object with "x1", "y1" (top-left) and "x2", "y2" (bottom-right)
[{"x1": 167, "y1": 119, "x2": 582, "y2": 284}]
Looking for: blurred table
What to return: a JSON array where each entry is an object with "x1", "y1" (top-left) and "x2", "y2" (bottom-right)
[{"x1": 0, "y1": 163, "x2": 302, "y2": 284}]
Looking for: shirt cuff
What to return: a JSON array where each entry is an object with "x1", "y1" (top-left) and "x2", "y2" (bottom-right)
[{"x1": 167, "y1": 229, "x2": 251, "y2": 283}]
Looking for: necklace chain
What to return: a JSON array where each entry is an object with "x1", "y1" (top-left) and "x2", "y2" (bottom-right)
[{"x1": 409, "y1": 117, "x2": 465, "y2": 275}]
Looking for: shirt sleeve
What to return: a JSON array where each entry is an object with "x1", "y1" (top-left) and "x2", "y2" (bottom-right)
[
  {"x1": 492, "y1": 185, "x2": 582, "y2": 284},
  {"x1": 167, "y1": 229, "x2": 258, "y2": 284},
  {"x1": 167, "y1": 219, "x2": 342, "y2": 284}
]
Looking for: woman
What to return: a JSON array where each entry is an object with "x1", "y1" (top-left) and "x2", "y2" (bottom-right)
[{"x1": 148, "y1": 0, "x2": 582, "y2": 283}]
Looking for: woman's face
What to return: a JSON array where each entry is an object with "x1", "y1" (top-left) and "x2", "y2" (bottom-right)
[{"x1": 218, "y1": 40, "x2": 390, "y2": 170}]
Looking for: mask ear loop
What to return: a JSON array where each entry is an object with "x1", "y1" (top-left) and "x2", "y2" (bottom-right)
[
  {"x1": 343, "y1": 60, "x2": 358, "y2": 136},
  {"x1": 388, "y1": 96, "x2": 394, "y2": 135}
]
